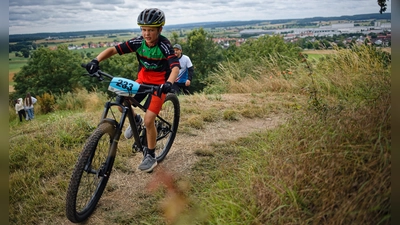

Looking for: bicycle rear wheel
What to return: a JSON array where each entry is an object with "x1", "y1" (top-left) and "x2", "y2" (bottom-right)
[
  {"x1": 66, "y1": 122, "x2": 116, "y2": 223},
  {"x1": 154, "y1": 93, "x2": 180, "y2": 162}
]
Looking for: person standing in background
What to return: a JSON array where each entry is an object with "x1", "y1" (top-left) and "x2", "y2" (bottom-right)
[
  {"x1": 24, "y1": 92, "x2": 37, "y2": 120},
  {"x1": 15, "y1": 98, "x2": 26, "y2": 122},
  {"x1": 172, "y1": 44, "x2": 194, "y2": 95}
]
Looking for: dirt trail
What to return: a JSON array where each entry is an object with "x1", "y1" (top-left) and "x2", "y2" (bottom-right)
[{"x1": 59, "y1": 94, "x2": 288, "y2": 225}]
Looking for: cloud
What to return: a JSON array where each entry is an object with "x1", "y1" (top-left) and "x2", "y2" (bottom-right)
[{"x1": 9, "y1": 0, "x2": 391, "y2": 35}]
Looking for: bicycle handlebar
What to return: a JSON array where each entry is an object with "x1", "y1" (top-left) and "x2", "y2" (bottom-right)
[
  {"x1": 81, "y1": 63, "x2": 169, "y2": 97},
  {"x1": 81, "y1": 63, "x2": 113, "y2": 81}
]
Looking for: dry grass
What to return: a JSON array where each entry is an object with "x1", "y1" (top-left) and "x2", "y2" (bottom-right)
[
  {"x1": 8, "y1": 45, "x2": 390, "y2": 224},
  {"x1": 185, "y1": 44, "x2": 391, "y2": 224},
  {"x1": 9, "y1": 72, "x2": 15, "y2": 92},
  {"x1": 9, "y1": 85, "x2": 15, "y2": 92},
  {"x1": 249, "y1": 96, "x2": 391, "y2": 224},
  {"x1": 303, "y1": 49, "x2": 338, "y2": 54}
]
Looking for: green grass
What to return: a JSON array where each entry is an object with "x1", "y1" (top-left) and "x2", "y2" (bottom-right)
[
  {"x1": 9, "y1": 52, "x2": 29, "y2": 73},
  {"x1": 9, "y1": 54, "x2": 28, "y2": 90},
  {"x1": 9, "y1": 61, "x2": 27, "y2": 73},
  {"x1": 306, "y1": 53, "x2": 324, "y2": 60}
]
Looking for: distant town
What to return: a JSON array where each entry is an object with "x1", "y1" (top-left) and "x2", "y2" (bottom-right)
[{"x1": 240, "y1": 21, "x2": 391, "y2": 45}]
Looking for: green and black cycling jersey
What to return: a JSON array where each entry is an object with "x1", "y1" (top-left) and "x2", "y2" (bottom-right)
[{"x1": 115, "y1": 35, "x2": 180, "y2": 85}]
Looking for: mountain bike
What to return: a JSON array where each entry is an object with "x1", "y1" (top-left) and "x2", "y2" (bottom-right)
[{"x1": 65, "y1": 64, "x2": 180, "y2": 223}]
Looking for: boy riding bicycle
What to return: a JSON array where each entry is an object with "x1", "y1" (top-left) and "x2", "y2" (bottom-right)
[{"x1": 85, "y1": 8, "x2": 180, "y2": 172}]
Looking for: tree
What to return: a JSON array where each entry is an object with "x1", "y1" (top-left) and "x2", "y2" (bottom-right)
[
  {"x1": 313, "y1": 40, "x2": 321, "y2": 50},
  {"x1": 98, "y1": 53, "x2": 139, "y2": 80},
  {"x1": 378, "y1": 0, "x2": 389, "y2": 14},
  {"x1": 337, "y1": 41, "x2": 346, "y2": 48},
  {"x1": 368, "y1": 32, "x2": 378, "y2": 39},
  {"x1": 228, "y1": 35, "x2": 301, "y2": 64},
  {"x1": 20, "y1": 48, "x2": 30, "y2": 58},
  {"x1": 182, "y1": 28, "x2": 224, "y2": 92},
  {"x1": 170, "y1": 32, "x2": 179, "y2": 45},
  {"x1": 90, "y1": 53, "x2": 140, "y2": 95},
  {"x1": 13, "y1": 45, "x2": 84, "y2": 97}
]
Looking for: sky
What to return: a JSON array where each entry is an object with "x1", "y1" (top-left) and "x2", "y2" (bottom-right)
[{"x1": 9, "y1": 0, "x2": 392, "y2": 35}]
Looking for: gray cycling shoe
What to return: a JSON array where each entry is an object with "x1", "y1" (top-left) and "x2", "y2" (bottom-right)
[
  {"x1": 124, "y1": 114, "x2": 143, "y2": 139},
  {"x1": 138, "y1": 154, "x2": 158, "y2": 172}
]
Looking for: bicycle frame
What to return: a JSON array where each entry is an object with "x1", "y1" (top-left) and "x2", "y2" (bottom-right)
[
  {"x1": 90, "y1": 95, "x2": 143, "y2": 176},
  {"x1": 100, "y1": 97, "x2": 143, "y2": 144},
  {"x1": 91, "y1": 92, "x2": 175, "y2": 177}
]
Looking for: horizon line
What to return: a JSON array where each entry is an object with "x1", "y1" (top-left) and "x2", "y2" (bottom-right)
[{"x1": 9, "y1": 12, "x2": 391, "y2": 36}]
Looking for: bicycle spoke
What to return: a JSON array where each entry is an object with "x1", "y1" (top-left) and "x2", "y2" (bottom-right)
[{"x1": 153, "y1": 93, "x2": 180, "y2": 161}]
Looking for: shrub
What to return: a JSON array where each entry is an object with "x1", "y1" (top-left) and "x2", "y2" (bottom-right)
[{"x1": 37, "y1": 92, "x2": 55, "y2": 114}]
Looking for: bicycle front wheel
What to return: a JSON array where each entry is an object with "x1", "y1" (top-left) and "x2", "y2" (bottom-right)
[
  {"x1": 66, "y1": 122, "x2": 116, "y2": 223},
  {"x1": 155, "y1": 93, "x2": 180, "y2": 162}
]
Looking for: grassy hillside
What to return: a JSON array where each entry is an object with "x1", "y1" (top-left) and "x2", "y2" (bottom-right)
[{"x1": 9, "y1": 45, "x2": 391, "y2": 224}]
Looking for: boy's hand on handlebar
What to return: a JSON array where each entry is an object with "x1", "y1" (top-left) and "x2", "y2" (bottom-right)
[
  {"x1": 86, "y1": 59, "x2": 100, "y2": 74},
  {"x1": 161, "y1": 81, "x2": 173, "y2": 94}
]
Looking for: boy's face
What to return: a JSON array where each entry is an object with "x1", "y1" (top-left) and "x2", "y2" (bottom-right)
[{"x1": 141, "y1": 26, "x2": 162, "y2": 46}]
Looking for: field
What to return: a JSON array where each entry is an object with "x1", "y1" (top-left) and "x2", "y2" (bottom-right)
[
  {"x1": 9, "y1": 53, "x2": 28, "y2": 92},
  {"x1": 302, "y1": 49, "x2": 337, "y2": 60},
  {"x1": 72, "y1": 47, "x2": 108, "y2": 57},
  {"x1": 22, "y1": 32, "x2": 141, "y2": 46}
]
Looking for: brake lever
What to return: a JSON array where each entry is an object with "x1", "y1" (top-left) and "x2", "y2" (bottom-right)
[{"x1": 82, "y1": 71, "x2": 103, "y2": 82}]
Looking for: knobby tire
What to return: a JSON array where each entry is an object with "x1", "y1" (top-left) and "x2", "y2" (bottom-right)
[
  {"x1": 154, "y1": 93, "x2": 180, "y2": 162},
  {"x1": 66, "y1": 122, "x2": 116, "y2": 223}
]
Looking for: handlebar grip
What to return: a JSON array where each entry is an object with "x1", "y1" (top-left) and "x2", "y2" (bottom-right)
[
  {"x1": 156, "y1": 85, "x2": 163, "y2": 98},
  {"x1": 155, "y1": 85, "x2": 175, "y2": 97},
  {"x1": 81, "y1": 63, "x2": 87, "y2": 68}
]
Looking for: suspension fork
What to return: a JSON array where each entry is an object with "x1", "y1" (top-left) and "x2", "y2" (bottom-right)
[
  {"x1": 85, "y1": 99, "x2": 143, "y2": 177},
  {"x1": 122, "y1": 99, "x2": 144, "y2": 152}
]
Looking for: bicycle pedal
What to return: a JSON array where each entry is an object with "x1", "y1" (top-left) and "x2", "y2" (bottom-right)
[{"x1": 132, "y1": 144, "x2": 141, "y2": 153}]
